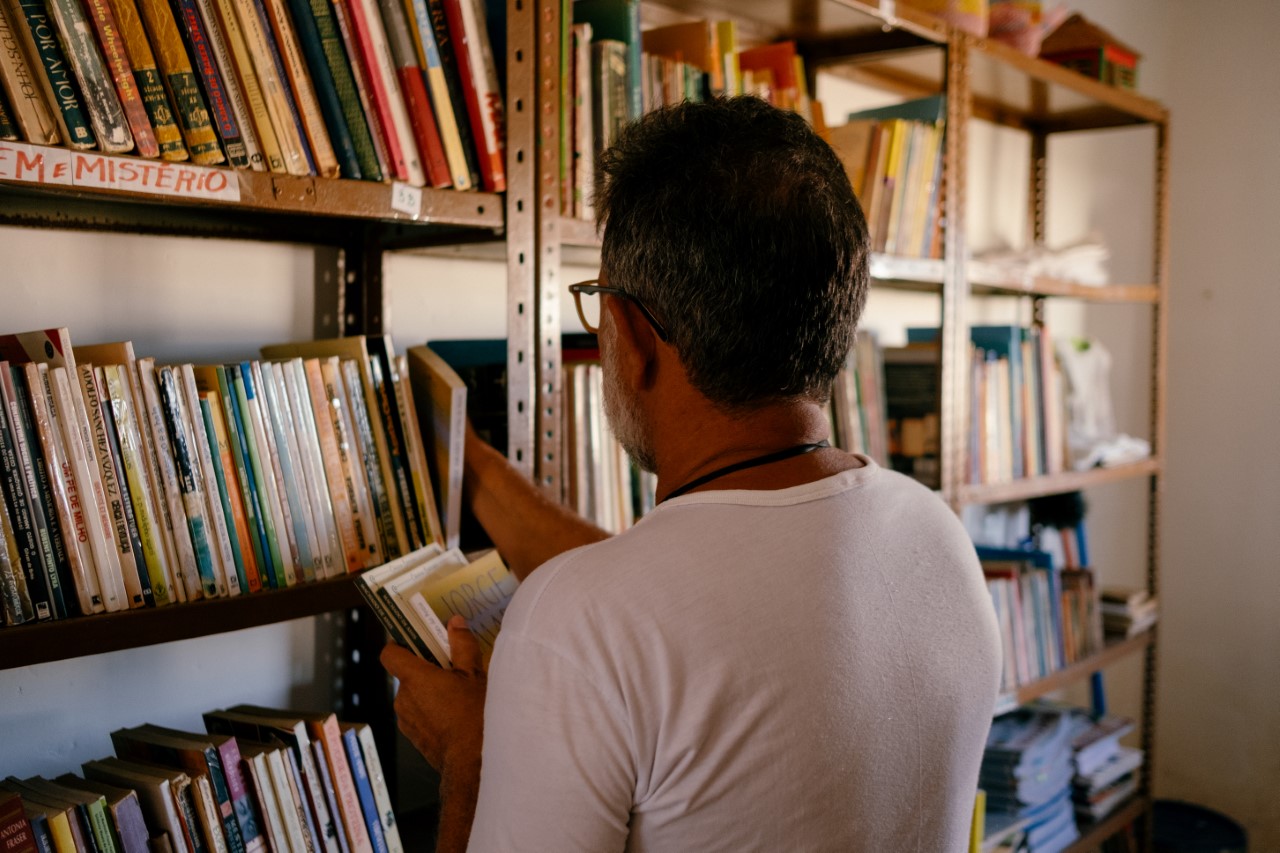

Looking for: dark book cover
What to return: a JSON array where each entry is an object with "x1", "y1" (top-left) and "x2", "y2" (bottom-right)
[
  {"x1": 0, "y1": 365, "x2": 59, "y2": 620},
  {"x1": 9, "y1": 0, "x2": 98, "y2": 147},
  {"x1": 283, "y1": 0, "x2": 364, "y2": 179},
  {"x1": 167, "y1": 0, "x2": 248, "y2": 165}
]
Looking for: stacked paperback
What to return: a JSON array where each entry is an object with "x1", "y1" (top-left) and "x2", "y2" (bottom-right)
[
  {"x1": 1100, "y1": 586, "x2": 1158, "y2": 640},
  {"x1": 981, "y1": 706, "x2": 1080, "y2": 853},
  {"x1": 1069, "y1": 714, "x2": 1143, "y2": 823},
  {"x1": 0, "y1": 706, "x2": 402, "y2": 853}
]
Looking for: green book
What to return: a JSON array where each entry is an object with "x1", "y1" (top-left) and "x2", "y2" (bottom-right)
[
  {"x1": 233, "y1": 364, "x2": 287, "y2": 589},
  {"x1": 7, "y1": 0, "x2": 98, "y2": 147}
]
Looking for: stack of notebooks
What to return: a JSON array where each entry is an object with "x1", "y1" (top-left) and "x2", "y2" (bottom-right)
[
  {"x1": 1068, "y1": 714, "x2": 1142, "y2": 823},
  {"x1": 0, "y1": 0, "x2": 505, "y2": 189},
  {"x1": 0, "y1": 705, "x2": 403, "y2": 853},
  {"x1": 1099, "y1": 586, "x2": 1158, "y2": 640}
]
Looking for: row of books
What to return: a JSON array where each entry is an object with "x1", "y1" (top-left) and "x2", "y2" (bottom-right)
[
  {"x1": 827, "y1": 95, "x2": 947, "y2": 260},
  {"x1": 0, "y1": 705, "x2": 400, "y2": 853},
  {"x1": 981, "y1": 704, "x2": 1143, "y2": 853},
  {"x1": 0, "y1": 327, "x2": 451, "y2": 627},
  {"x1": 0, "y1": 0, "x2": 505, "y2": 189},
  {"x1": 559, "y1": 5, "x2": 815, "y2": 220},
  {"x1": 826, "y1": 331, "x2": 890, "y2": 467}
]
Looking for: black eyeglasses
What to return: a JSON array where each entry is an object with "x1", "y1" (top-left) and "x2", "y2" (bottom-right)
[{"x1": 568, "y1": 280, "x2": 670, "y2": 342}]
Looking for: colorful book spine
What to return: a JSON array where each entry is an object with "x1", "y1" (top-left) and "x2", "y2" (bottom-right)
[
  {"x1": 179, "y1": 364, "x2": 239, "y2": 596},
  {"x1": 303, "y1": 358, "x2": 364, "y2": 572},
  {"x1": 302, "y1": 0, "x2": 379, "y2": 180},
  {"x1": 79, "y1": 0, "x2": 159, "y2": 156},
  {"x1": 0, "y1": 0, "x2": 61, "y2": 144},
  {"x1": 233, "y1": 363, "x2": 291, "y2": 588},
  {"x1": 326, "y1": 0, "x2": 386, "y2": 177},
  {"x1": 155, "y1": 365, "x2": 219, "y2": 598},
  {"x1": 246, "y1": 362, "x2": 301, "y2": 587},
  {"x1": 444, "y1": 0, "x2": 503, "y2": 190},
  {"x1": 258, "y1": 0, "x2": 339, "y2": 177},
  {"x1": 135, "y1": 0, "x2": 224, "y2": 162},
  {"x1": 377, "y1": 0, "x2": 448, "y2": 186},
  {"x1": 104, "y1": 0, "x2": 188, "y2": 159},
  {"x1": 93, "y1": 366, "x2": 155, "y2": 608},
  {"x1": 402, "y1": 0, "x2": 466, "y2": 188},
  {"x1": 45, "y1": 0, "x2": 138, "y2": 152},
  {"x1": 339, "y1": 725, "x2": 387, "y2": 853},
  {"x1": 168, "y1": 0, "x2": 249, "y2": 166},
  {"x1": 215, "y1": 366, "x2": 272, "y2": 590},
  {"x1": 256, "y1": 362, "x2": 318, "y2": 583},
  {"x1": 206, "y1": 0, "x2": 284, "y2": 171},
  {"x1": 200, "y1": 393, "x2": 250, "y2": 593},
  {"x1": 422, "y1": 0, "x2": 477, "y2": 187},
  {"x1": 228, "y1": 0, "x2": 310, "y2": 175},
  {"x1": 283, "y1": 0, "x2": 363, "y2": 179},
  {"x1": 191, "y1": 0, "x2": 266, "y2": 169},
  {"x1": 0, "y1": 70, "x2": 19, "y2": 138},
  {"x1": 7, "y1": 0, "x2": 98, "y2": 148}
]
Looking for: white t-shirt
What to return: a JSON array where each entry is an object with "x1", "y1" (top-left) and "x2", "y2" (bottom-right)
[{"x1": 470, "y1": 459, "x2": 1001, "y2": 852}]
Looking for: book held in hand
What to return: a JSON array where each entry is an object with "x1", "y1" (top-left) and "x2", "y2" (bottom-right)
[{"x1": 355, "y1": 543, "x2": 516, "y2": 667}]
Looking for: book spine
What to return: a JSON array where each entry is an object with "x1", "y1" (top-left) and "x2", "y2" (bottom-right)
[
  {"x1": 179, "y1": 364, "x2": 239, "y2": 595},
  {"x1": 4, "y1": 364, "x2": 70, "y2": 618},
  {"x1": 392, "y1": 357, "x2": 441, "y2": 547},
  {"x1": 26, "y1": 363, "x2": 104, "y2": 615},
  {"x1": 228, "y1": 0, "x2": 309, "y2": 175},
  {"x1": 206, "y1": 0, "x2": 283, "y2": 171},
  {"x1": 421, "y1": 0, "x2": 476, "y2": 187},
  {"x1": 0, "y1": 483, "x2": 35, "y2": 625},
  {"x1": 198, "y1": 394, "x2": 249, "y2": 593},
  {"x1": 281, "y1": 0, "x2": 362, "y2": 179},
  {"x1": 0, "y1": 370, "x2": 52, "y2": 621},
  {"x1": 94, "y1": 366, "x2": 155, "y2": 607},
  {"x1": 168, "y1": 0, "x2": 248, "y2": 166},
  {"x1": 258, "y1": 0, "x2": 338, "y2": 177},
  {"x1": 303, "y1": 359, "x2": 362, "y2": 572},
  {"x1": 443, "y1": 0, "x2": 501, "y2": 191},
  {"x1": 216, "y1": 365, "x2": 271, "y2": 590},
  {"x1": 401, "y1": 0, "x2": 464, "y2": 187},
  {"x1": 325, "y1": 0, "x2": 385, "y2": 179},
  {"x1": 104, "y1": 365, "x2": 173, "y2": 605},
  {"x1": 304, "y1": 740, "x2": 345, "y2": 853},
  {"x1": 134, "y1": 0, "x2": 224, "y2": 162},
  {"x1": 79, "y1": 0, "x2": 159, "y2": 156},
  {"x1": 135, "y1": 359, "x2": 199, "y2": 601},
  {"x1": 338, "y1": 727, "x2": 387, "y2": 853},
  {"x1": 103, "y1": 0, "x2": 188, "y2": 159},
  {"x1": 302, "y1": 0, "x2": 378, "y2": 180},
  {"x1": 320, "y1": 358, "x2": 380, "y2": 568},
  {"x1": 335, "y1": 0, "x2": 418, "y2": 184},
  {"x1": 0, "y1": 79, "x2": 15, "y2": 137},
  {"x1": 235, "y1": 363, "x2": 291, "y2": 587},
  {"x1": 340, "y1": 359, "x2": 402, "y2": 560},
  {"x1": 207, "y1": 385, "x2": 261, "y2": 591},
  {"x1": 311, "y1": 719, "x2": 372, "y2": 853},
  {"x1": 191, "y1": 0, "x2": 265, "y2": 169},
  {"x1": 7, "y1": 0, "x2": 98, "y2": 148},
  {"x1": 210, "y1": 743, "x2": 265, "y2": 853},
  {"x1": 280, "y1": 361, "x2": 340, "y2": 579},
  {"x1": 247, "y1": 362, "x2": 302, "y2": 586},
  {"x1": 366, "y1": 354, "x2": 422, "y2": 549},
  {"x1": 0, "y1": 0, "x2": 61, "y2": 144},
  {"x1": 83, "y1": 795, "x2": 119, "y2": 853},
  {"x1": 45, "y1": 0, "x2": 137, "y2": 152},
  {"x1": 156, "y1": 365, "x2": 219, "y2": 598},
  {"x1": 376, "y1": 0, "x2": 448, "y2": 186},
  {"x1": 257, "y1": 362, "x2": 318, "y2": 583},
  {"x1": 349, "y1": 726, "x2": 400, "y2": 853}
]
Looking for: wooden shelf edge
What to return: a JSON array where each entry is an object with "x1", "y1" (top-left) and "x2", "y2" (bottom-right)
[
  {"x1": 960, "y1": 458, "x2": 1160, "y2": 505},
  {"x1": 556, "y1": 215, "x2": 602, "y2": 248},
  {"x1": 0, "y1": 577, "x2": 365, "y2": 671},
  {"x1": 994, "y1": 630, "x2": 1153, "y2": 712},
  {"x1": 1062, "y1": 796, "x2": 1149, "y2": 853}
]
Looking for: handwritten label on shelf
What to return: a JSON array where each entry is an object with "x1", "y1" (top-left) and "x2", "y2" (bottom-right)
[
  {"x1": 390, "y1": 181, "x2": 422, "y2": 217},
  {"x1": 0, "y1": 141, "x2": 241, "y2": 202}
]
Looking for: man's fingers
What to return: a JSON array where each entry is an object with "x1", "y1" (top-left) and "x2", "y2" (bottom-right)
[
  {"x1": 447, "y1": 615, "x2": 485, "y2": 674},
  {"x1": 381, "y1": 642, "x2": 426, "y2": 679}
]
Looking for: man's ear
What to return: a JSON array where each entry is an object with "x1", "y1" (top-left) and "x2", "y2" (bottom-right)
[{"x1": 602, "y1": 293, "x2": 658, "y2": 390}]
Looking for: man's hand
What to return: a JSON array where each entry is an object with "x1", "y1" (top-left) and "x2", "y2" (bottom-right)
[{"x1": 381, "y1": 616, "x2": 487, "y2": 853}]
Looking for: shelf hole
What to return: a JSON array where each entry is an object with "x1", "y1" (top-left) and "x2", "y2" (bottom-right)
[
  {"x1": 518, "y1": 252, "x2": 525, "y2": 264},
  {"x1": 516, "y1": 98, "x2": 523, "y2": 112},
  {"x1": 518, "y1": 301, "x2": 524, "y2": 314},
  {"x1": 517, "y1": 400, "x2": 525, "y2": 413},
  {"x1": 516, "y1": 49, "x2": 524, "y2": 62},
  {"x1": 517, "y1": 449, "x2": 524, "y2": 462},
  {"x1": 477, "y1": 206, "x2": 485, "y2": 215},
  {"x1": 517, "y1": 350, "x2": 524, "y2": 363},
  {"x1": 517, "y1": 199, "x2": 523, "y2": 212},
  {"x1": 517, "y1": 150, "x2": 524, "y2": 163}
]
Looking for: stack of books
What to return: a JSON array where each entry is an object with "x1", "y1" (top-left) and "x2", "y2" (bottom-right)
[
  {"x1": 1068, "y1": 714, "x2": 1143, "y2": 823},
  {"x1": 0, "y1": 327, "x2": 451, "y2": 627},
  {"x1": 1100, "y1": 586, "x2": 1158, "y2": 639},
  {"x1": 0, "y1": 0, "x2": 505, "y2": 189},
  {"x1": 982, "y1": 705, "x2": 1080, "y2": 853},
  {"x1": 0, "y1": 706, "x2": 402, "y2": 853},
  {"x1": 827, "y1": 331, "x2": 890, "y2": 468}
]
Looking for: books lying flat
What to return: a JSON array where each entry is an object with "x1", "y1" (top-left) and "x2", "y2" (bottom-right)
[{"x1": 355, "y1": 543, "x2": 516, "y2": 667}]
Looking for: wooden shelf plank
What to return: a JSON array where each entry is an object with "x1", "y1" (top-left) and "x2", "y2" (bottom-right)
[
  {"x1": 960, "y1": 458, "x2": 1160, "y2": 506},
  {"x1": 1063, "y1": 796, "x2": 1148, "y2": 853},
  {"x1": 557, "y1": 215, "x2": 601, "y2": 248},
  {"x1": 0, "y1": 577, "x2": 365, "y2": 671}
]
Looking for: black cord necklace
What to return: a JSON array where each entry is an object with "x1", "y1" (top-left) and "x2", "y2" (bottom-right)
[{"x1": 660, "y1": 440, "x2": 831, "y2": 503}]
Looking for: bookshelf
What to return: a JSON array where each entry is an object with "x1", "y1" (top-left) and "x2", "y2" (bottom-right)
[{"x1": 524, "y1": 1, "x2": 1167, "y2": 849}]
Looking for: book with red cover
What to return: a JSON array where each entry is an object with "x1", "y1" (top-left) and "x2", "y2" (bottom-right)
[{"x1": 441, "y1": 0, "x2": 504, "y2": 191}]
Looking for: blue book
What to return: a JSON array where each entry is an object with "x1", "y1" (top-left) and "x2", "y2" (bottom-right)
[
  {"x1": 340, "y1": 724, "x2": 388, "y2": 853},
  {"x1": 284, "y1": 0, "x2": 365, "y2": 179}
]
